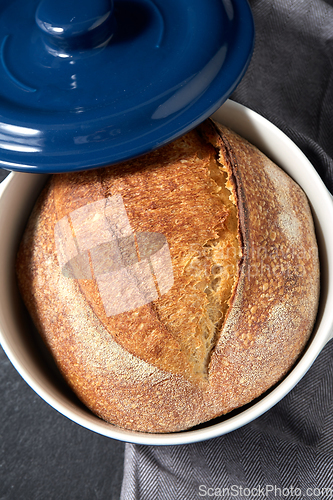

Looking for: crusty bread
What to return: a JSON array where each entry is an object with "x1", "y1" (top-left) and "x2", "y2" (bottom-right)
[{"x1": 16, "y1": 120, "x2": 320, "y2": 433}]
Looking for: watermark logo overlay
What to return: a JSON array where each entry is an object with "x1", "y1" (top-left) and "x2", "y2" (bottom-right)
[
  {"x1": 54, "y1": 195, "x2": 174, "y2": 317},
  {"x1": 198, "y1": 484, "x2": 333, "y2": 498}
]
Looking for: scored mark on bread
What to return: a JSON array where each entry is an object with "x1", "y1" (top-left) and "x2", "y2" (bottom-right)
[
  {"x1": 54, "y1": 194, "x2": 174, "y2": 316},
  {"x1": 16, "y1": 121, "x2": 320, "y2": 432}
]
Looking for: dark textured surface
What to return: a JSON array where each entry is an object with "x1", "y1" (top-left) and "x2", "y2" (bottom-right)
[
  {"x1": 0, "y1": 348, "x2": 125, "y2": 500},
  {"x1": 0, "y1": 169, "x2": 8, "y2": 183},
  {"x1": 121, "y1": 342, "x2": 333, "y2": 499}
]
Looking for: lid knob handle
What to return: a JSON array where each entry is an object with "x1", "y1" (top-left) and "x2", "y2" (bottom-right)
[{"x1": 35, "y1": 0, "x2": 115, "y2": 51}]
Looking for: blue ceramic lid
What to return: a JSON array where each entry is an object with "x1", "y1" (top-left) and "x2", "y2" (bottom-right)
[{"x1": 0, "y1": 0, "x2": 254, "y2": 173}]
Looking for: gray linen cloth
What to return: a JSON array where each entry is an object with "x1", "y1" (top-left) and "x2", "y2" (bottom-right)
[{"x1": 120, "y1": 1, "x2": 333, "y2": 498}]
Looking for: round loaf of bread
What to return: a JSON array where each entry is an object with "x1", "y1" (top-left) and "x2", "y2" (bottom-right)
[{"x1": 16, "y1": 120, "x2": 320, "y2": 433}]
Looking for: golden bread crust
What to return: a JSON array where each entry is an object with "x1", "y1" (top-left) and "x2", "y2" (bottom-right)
[
  {"x1": 16, "y1": 121, "x2": 320, "y2": 432},
  {"x1": 201, "y1": 121, "x2": 320, "y2": 411}
]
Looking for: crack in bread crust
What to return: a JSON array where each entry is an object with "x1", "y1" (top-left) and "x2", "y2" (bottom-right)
[
  {"x1": 179, "y1": 154, "x2": 242, "y2": 377},
  {"x1": 16, "y1": 120, "x2": 320, "y2": 433}
]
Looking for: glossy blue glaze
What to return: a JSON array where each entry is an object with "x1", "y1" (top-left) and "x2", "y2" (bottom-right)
[
  {"x1": 0, "y1": 0, "x2": 254, "y2": 173},
  {"x1": 35, "y1": 0, "x2": 115, "y2": 50}
]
